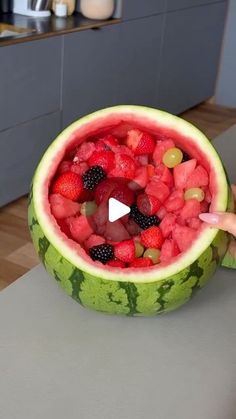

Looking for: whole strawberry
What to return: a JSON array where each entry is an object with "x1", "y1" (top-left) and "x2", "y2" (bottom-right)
[
  {"x1": 52, "y1": 171, "x2": 83, "y2": 201},
  {"x1": 137, "y1": 193, "x2": 161, "y2": 216},
  {"x1": 140, "y1": 226, "x2": 164, "y2": 249},
  {"x1": 127, "y1": 129, "x2": 155, "y2": 155},
  {"x1": 114, "y1": 239, "x2": 135, "y2": 263},
  {"x1": 88, "y1": 150, "x2": 115, "y2": 173}
]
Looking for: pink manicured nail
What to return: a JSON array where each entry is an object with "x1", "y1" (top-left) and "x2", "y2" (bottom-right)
[{"x1": 199, "y1": 213, "x2": 219, "y2": 224}]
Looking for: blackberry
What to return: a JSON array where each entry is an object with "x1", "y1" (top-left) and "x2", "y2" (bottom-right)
[
  {"x1": 89, "y1": 243, "x2": 114, "y2": 264},
  {"x1": 83, "y1": 165, "x2": 106, "y2": 190},
  {"x1": 130, "y1": 205, "x2": 160, "y2": 230},
  {"x1": 182, "y1": 151, "x2": 190, "y2": 162}
]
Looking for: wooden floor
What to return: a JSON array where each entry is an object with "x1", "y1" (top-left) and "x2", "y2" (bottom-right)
[{"x1": 1, "y1": 102, "x2": 236, "y2": 290}]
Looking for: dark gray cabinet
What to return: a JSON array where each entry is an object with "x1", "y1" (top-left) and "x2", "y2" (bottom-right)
[
  {"x1": 122, "y1": 0, "x2": 166, "y2": 20},
  {"x1": 0, "y1": 111, "x2": 61, "y2": 206},
  {"x1": 62, "y1": 25, "x2": 120, "y2": 126},
  {"x1": 113, "y1": 16, "x2": 164, "y2": 107},
  {"x1": 62, "y1": 15, "x2": 164, "y2": 126},
  {"x1": 166, "y1": 0, "x2": 225, "y2": 12},
  {"x1": 157, "y1": 2, "x2": 227, "y2": 114},
  {"x1": 0, "y1": 37, "x2": 62, "y2": 131}
]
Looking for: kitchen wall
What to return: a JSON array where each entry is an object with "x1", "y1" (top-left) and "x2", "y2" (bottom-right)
[{"x1": 215, "y1": 0, "x2": 236, "y2": 106}]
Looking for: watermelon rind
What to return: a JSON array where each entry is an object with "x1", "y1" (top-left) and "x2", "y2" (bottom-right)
[{"x1": 28, "y1": 105, "x2": 231, "y2": 315}]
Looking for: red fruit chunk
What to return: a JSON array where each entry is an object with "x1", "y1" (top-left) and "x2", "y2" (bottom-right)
[
  {"x1": 67, "y1": 215, "x2": 94, "y2": 243},
  {"x1": 57, "y1": 219, "x2": 72, "y2": 238},
  {"x1": 180, "y1": 199, "x2": 201, "y2": 219},
  {"x1": 164, "y1": 190, "x2": 184, "y2": 212},
  {"x1": 200, "y1": 200, "x2": 209, "y2": 213},
  {"x1": 147, "y1": 164, "x2": 155, "y2": 177},
  {"x1": 126, "y1": 218, "x2": 142, "y2": 236},
  {"x1": 111, "y1": 123, "x2": 134, "y2": 139},
  {"x1": 173, "y1": 159, "x2": 197, "y2": 189},
  {"x1": 186, "y1": 165, "x2": 209, "y2": 189},
  {"x1": 114, "y1": 239, "x2": 135, "y2": 263},
  {"x1": 156, "y1": 206, "x2": 167, "y2": 220},
  {"x1": 52, "y1": 171, "x2": 83, "y2": 201},
  {"x1": 202, "y1": 187, "x2": 212, "y2": 203},
  {"x1": 93, "y1": 202, "x2": 108, "y2": 227},
  {"x1": 110, "y1": 184, "x2": 135, "y2": 206},
  {"x1": 172, "y1": 225, "x2": 197, "y2": 252},
  {"x1": 71, "y1": 162, "x2": 88, "y2": 176},
  {"x1": 128, "y1": 166, "x2": 148, "y2": 191},
  {"x1": 85, "y1": 234, "x2": 105, "y2": 250},
  {"x1": 88, "y1": 150, "x2": 115, "y2": 172},
  {"x1": 73, "y1": 142, "x2": 95, "y2": 163},
  {"x1": 95, "y1": 179, "x2": 117, "y2": 205},
  {"x1": 136, "y1": 155, "x2": 149, "y2": 166},
  {"x1": 140, "y1": 226, "x2": 164, "y2": 249},
  {"x1": 160, "y1": 213, "x2": 177, "y2": 238},
  {"x1": 105, "y1": 220, "x2": 130, "y2": 242},
  {"x1": 153, "y1": 140, "x2": 175, "y2": 165},
  {"x1": 107, "y1": 260, "x2": 126, "y2": 268},
  {"x1": 77, "y1": 189, "x2": 94, "y2": 203},
  {"x1": 176, "y1": 216, "x2": 186, "y2": 226},
  {"x1": 154, "y1": 163, "x2": 174, "y2": 187},
  {"x1": 129, "y1": 257, "x2": 153, "y2": 268},
  {"x1": 109, "y1": 153, "x2": 136, "y2": 179},
  {"x1": 145, "y1": 178, "x2": 170, "y2": 203},
  {"x1": 112, "y1": 144, "x2": 134, "y2": 157},
  {"x1": 58, "y1": 160, "x2": 72, "y2": 174},
  {"x1": 160, "y1": 239, "x2": 180, "y2": 263},
  {"x1": 127, "y1": 129, "x2": 155, "y2": 155},
  {"x1": 137, "y1": 193, "x2": 161, "y2": 216},
  {"x1": 186, "y1": 217, "x2": 202, "y2": 230},
  {"x1": 49, "y1": 193, "x2": 80, "y2": 219},
  {"x1": 101, "y1": 134, "x2": 118, "y2": 148}
]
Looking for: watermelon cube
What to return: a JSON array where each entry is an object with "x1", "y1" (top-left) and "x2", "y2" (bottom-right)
[
  {"x1": 180, "y1": 199, "x2": 201, "y2": 219},
  {"x1": 156, "y1": 206, "x2": 167, "y2": 220},
  {"x1": 186, "y1": 217, "x2": 202, "y2": 230},
  {"x1": 160, "y1": 239, "x2": 180, "y2": 263},
  {"x1": 174, "y1": 159, "x2": 197, "y2": 189},
  {"x1": 172, "y1": 224, "x2": 197, "y2": 252},
  {"x1": 49, "y1": 194, "x2": 81, "y2": 219},
  {"x1": 145, "y1": 178, "x2": 170, "y2": 203},
  {"x1": 73, "y1": 142, "x2": 95, "y2": 163},
  {"x1": 154, "y1": 163, "x2": 174, "y2": 187},
  {"x1": 186, "y1": 165, "x2": 209, "y2": 189},
  {"x1": 93, "y1": 202, "x2": 108, "y2": 227},
  {"x1": 67, "y1": 215, "x2": 94, "y2": 243},
  {"x1": 164, "y1": 190, "x2": 184, "y2": 212},
  {"x1": 85, "y1": 234, "x2": 105, "y2": 250},
  {"x1": 160, "y1": 213, "x2": 177, "y2": 238},
  {"x1": 104, "y1": 220, "x2": 130, "y2": 242}
]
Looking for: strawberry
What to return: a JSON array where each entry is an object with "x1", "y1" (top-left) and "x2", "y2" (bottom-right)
[
  {"x1": 109, "y1": 154, "x2": 136, "y2": 179},
  {"x1": 127, "y1": 129, "x2": 155, "y2": 155},
  {"x1": 140, "y1": 226, "x2": 164, "y2": 249},
  {"x1": 137, "y1": 193, "x2": 161, "y2": 216},
  {"x1": 107, "y1": 260, "x2": 126, "y2": 268},
  {"x1": 88, "y1": 150, "x2": 115, "y2": 172},
  {"x1": 114, "y1": 239, "x2": 135, "y2": 263},
  {"x1": 49, "y1": 193, "x2": 81, "y2": 219},
  {"x1": 52, "y1": 171, "x2": 83, "y2": 201},
  {"x1": 129, "y1": 257, "x2": 153, "y2": 268},
  {"x1": 110, "y1": 184, "x2": 134, "y2": 206}
]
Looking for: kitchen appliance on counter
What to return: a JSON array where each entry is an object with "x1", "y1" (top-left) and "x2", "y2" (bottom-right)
[{"x1": 13, "y1": 0, "x2": 51, "y2": 17}]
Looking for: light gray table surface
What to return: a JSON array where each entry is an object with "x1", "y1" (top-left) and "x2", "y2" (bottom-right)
[{"x1": 0, "y1": 125, "x2": 236, "y2": 419}]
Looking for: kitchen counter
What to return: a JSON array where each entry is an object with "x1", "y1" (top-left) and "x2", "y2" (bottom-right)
[{"x1": 0, "y1": 12, "x2": 121, "y2": 47}]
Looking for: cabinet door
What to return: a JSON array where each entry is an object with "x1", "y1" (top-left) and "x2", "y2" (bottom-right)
[
  {"x1": 113, "y1": 15, "x2": 164, "y2": 107},
  {"x1": 158, "y1": 2, "x2": 227, "y2": 114},
  {"x1": 62, "y1": 16, "x2": 164, "y2": 127},
  {"x1": 0, "y1": 111, "x2": 61, "y2": 206},
  {"x1": 0, "y1": 37, "x2": 62, "y2": 131},
  {"x1": 62, "y1": 25, "x2": 120, "y2": 127},
  {"x1": 166, "y1": 0, "x2": 224, "y2": 12},
  {"x1": 122, "y1": 0, "x2": 166, "y2": 20}
]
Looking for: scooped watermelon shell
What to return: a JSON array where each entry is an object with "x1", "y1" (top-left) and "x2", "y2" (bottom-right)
[{"x1": 28, "y1": 106, "x2": 233, "y2": 316}]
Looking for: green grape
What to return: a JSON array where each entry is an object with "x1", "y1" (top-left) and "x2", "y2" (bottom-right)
[
  {"x1": 184, "y1": 187, "x2": 205, "y2": 202},
  {"x1": 80, "y1": 201, "x2": 97, "y2": 216},
  {"x1": 163, "y1": 147, "x2": 183, "y2": 168},
  {"x1": 135, "y1": 241, "x2": 144, "y2": 258},
  {"x1": 143, "y1": 248, "x2": 161, "y2": 264}
]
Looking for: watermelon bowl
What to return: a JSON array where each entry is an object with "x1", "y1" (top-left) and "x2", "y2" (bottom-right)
[{"x1": 28, "y1": 105, "x2": 233, "y2": 316}]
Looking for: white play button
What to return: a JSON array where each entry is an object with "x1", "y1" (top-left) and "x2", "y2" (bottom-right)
[{"x1": 108, "y1": 198, "x2": 130, "y2": 222}]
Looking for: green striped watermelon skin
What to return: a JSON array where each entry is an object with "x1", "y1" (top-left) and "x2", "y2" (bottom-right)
[{"x1": 28, "y1": 186, "x2": 229, "y2": 316}]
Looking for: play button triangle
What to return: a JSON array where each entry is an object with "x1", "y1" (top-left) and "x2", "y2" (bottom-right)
[{"x1": 108, "y1": 198, "x2": 130, "y2": 223}]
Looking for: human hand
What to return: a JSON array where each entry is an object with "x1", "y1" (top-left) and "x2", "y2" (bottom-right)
[{"x1": 199, "y1": 185, "x2": 236, "y2": 258}]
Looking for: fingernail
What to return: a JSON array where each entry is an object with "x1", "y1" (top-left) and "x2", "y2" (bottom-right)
[{"x1": 199, "y1": 213, "x2": 219, "y2": 224}]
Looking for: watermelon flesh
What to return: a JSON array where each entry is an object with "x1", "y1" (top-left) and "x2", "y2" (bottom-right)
[{"x1": 28, "y1": 105, "x2": 231, "y2": 316}]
